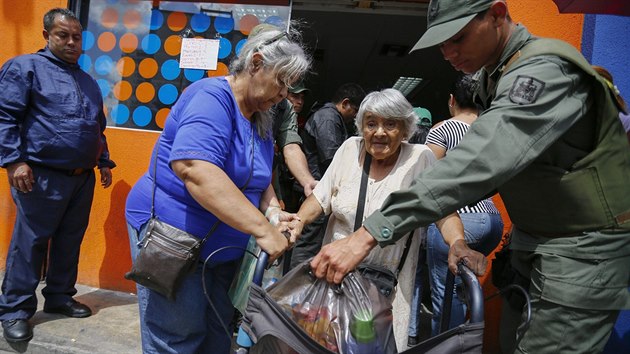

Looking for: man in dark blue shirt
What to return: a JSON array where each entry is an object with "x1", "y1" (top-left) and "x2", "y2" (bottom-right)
[{"x1": 0, "y1": 8, "x2": 115, "y2": 343}]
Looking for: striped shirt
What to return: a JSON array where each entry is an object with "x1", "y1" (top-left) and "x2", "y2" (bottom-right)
[{"x1": 426, "y1": 119, "x2": 500, "y2": 214}]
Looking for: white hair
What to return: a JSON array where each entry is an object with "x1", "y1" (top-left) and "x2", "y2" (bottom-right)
[
  {"x1": 229, "y1": 26, "x2": 311, "y2": 138},
  {"x1": 354, "y1": 88, "x2": 417, "y2": 139}
]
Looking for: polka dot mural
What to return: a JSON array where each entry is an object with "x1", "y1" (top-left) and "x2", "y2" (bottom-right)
[{"x1": 80, "y1": 0, "x2": 291, "y2": 131}]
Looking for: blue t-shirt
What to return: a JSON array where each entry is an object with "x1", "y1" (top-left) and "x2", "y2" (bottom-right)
[{"x1": 125, "y1": 77, "x2": 274, "y2": 263}]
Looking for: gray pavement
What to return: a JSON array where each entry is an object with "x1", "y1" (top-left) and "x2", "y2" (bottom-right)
[{"x1": 0, "y1": 275, "x2": 141, "y2": 354}]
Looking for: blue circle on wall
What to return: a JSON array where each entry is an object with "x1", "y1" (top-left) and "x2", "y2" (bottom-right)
[
  {"x1": 161, "y1": 59, "x2": 181, "y2": 80},
  {"x1": 78, "y1": 54, "x2": 92, "y2": 72},
  {"x1": 150, "y1": 9, "x2": 164, "y2": 30},
  {"x1": 184, "y1": 68, "x2": 205, "y2": 82},
  {"x1": 133, "y1": 106, "x2": 152, "y2": 127},
  {"x1": 82, "y1": 31, "x2": 95, "y2": 51},
  {"x1": 265, "y1": 16, "x2": 285, "y2": 28},
  {"x1": 215, "y1": 17, "x2": 234, "y2": 34},
  {"x1": 235, "y1": 39, "x2": 247, "y2": 56},
  {"x1": 110, "y1": 104, "x2": 129, "y2": 124},
  {"x1": 141, "y1": 33, "x2": 161, "y2": 55},
  {"x1": 94, "y1": 55, "x2": 114, "y2": 75},
  {"x1": 106, "y1": 0, "x2": 118, "y2": 4},
  {"x1": 218, "y1": 38, "x2": 232, "y2": 59},
  {"x1": 191, "y1": 13, "x2": 211, "y2": 33},
  {"x1": 96, "y1": 79, "x2": 110, "y2": 97},
  {"x1": 158, "y1": 84, "x2": 179, "y2": 105}
]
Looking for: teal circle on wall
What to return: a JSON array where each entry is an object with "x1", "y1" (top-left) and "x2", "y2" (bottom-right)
[
  {"x1": 94, "y1": 55, "x2": 114, "y2": 75},
  {"x1": 110, "y1": 104, "x2": 130, "y2": 124},
  {"x1": 184, "y1": 68, "x2": 205, "y2": 82},
  {"x1": 158, "y1": 84, "x2": 179, "y2": 105},
  {"x1": 161, "y1": 59, "x2": 181, "y2": 80},
  {"x1": 133, "y1": 106, "x2": 152, "y2": 127},
  {"x1": 141, "y1": 33, "x2": 161, "y2": 55},
  {"x1": 218, "y1": 37, "x2": 232, "y2": 59},
  {"x1": 82, "y1": 31, "x2": 95, "y2": 51},
  {"x1": 215, "y1": 17, "x2": 234, "y2": 34},
  {"x1": 78, "y1": 54, "x2": 92, "y2": 72},
  {"x1": 96, "y1": 79, "x2": 110, "y2": 97},
  {"x1": 191, "y1": 13, "x2": 211, "y2": 33},
  {"x1": 150, "y1": 9, "x2": 164, "y2": 30}
]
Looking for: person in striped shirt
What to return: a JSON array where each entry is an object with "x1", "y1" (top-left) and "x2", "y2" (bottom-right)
[{"x1": 423, "y1": 74, "x2": 504, "y2": 335}]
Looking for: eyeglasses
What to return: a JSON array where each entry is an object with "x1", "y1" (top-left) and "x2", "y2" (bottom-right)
[{"x1": 262, "y1": 31, "x2": 288, "y2": 46}]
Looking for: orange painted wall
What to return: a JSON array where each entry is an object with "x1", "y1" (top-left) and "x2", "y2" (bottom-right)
[{"x1": 0, "y1": 0, "x2": 588, "y2": 349}]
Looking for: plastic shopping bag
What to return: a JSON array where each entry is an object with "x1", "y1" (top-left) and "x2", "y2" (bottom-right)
[{"x1": 242, "y1": 260, "x2": 397, "y2": 354}]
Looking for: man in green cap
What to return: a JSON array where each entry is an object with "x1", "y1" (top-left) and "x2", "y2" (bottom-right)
[{"x1": 308, "y1": 1, "x2": 630, "y2": 353}]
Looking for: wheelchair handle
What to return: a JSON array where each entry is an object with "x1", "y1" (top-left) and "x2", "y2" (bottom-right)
[{"x1": 439, "y1": 263, "x2": 484, "y2": 334}]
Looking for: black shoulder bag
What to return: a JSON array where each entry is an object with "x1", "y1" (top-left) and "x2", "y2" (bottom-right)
[{"x1": 354, "y1": 153, "x2": 414, "y2": 298}]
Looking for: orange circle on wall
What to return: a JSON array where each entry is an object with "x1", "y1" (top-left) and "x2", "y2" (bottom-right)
[
  {"x1": 97, "y1": 32, "x2": 117, "y2": 52},
  {"x1": 101, "y1": 8, "x2": 119, "y2": 29},
  {"x1": 138, "y1": 58, "x2": 158, "y2": 79},
  {"x1": 164, "y1": 35, "x2": 182, "y2": 56},
  {"x1": 123, "y1": 10, "x2": 142, "y2": 29},
  {"x1": 136, "y1": 82, "x2": 156, "y2": 103},
  {"x1": 155, "y1": 108, "x2": 171, "y2": 129},
  {"x1": 113, "y1": 80, "x2": 132, "y2": 101},
  {"x1": 116, "y1": 57, "x2": 136, "y2": 77},
  {"x1": 119, "y1": 33, "x2": 139, "y2": 53},
  {"x1": 239, "y1": 14, "x2": 260, "y2": 35},
  {"x1": 208, "y1": 62, "x2": 229, "y2": 77},
  {"x1": 167, "y1": 12, "x2": 187, "y2": 32}
]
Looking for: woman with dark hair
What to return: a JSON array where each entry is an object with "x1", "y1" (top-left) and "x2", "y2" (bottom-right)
[{"x1": 423, "y1": 74, "x2": 504, "y2": 335}]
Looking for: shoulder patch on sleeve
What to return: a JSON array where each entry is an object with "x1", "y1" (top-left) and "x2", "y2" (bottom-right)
[{"x1": 509, "y1": 75, "x2": 545, "y2": 105}]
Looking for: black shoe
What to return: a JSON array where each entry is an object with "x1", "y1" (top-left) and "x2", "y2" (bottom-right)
[
  {"x1": 44, "y1": 300, "x2": 92, "y2": 318},
  {"x1": 407, "y1": 335, "x2": 419, "y2": 347},
  {"x1": 2, "y1": 319, "x2": 33, "y2": 343}
]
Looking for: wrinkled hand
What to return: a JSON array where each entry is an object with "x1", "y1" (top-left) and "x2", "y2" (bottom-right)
[
  {"x1": 99, "y1": 167, "x2": 112, "y2": 188},
  {"x1": 303, "y1": 180, "x2": 318, "y2": 197},
  {"x1": 267, "y1": 208, "x2": 300, "y2": 247},
  {"x1": 285, "y1": 218, "x2": 305, "y2": 244},
  {"x1": 447, "y1": 239, "x2": 488, "y2": 276},
  {"x1": 7, "y1": 162, "x2": 34, "y2": 193},
  {"x1": 310, "y1": 227, "x2": 376, "y2": 284}
]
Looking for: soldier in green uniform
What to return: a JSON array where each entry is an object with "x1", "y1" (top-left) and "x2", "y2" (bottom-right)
[{"x1": 309, "y1": 1, "x2": 630, "y2": 353}]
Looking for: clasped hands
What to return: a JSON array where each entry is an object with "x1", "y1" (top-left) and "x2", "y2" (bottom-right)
[{"x1": 264, "y1": 207, "x2": 303, "y2": 249}]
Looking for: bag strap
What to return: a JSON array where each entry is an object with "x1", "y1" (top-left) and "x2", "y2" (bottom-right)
[
  {"x1": 150, "y1": 124, "x2": 256, "y2": 242},
  {"x1": 353, "y1": 152, "x2": 372, "y2": 231},
  {"x1": 353, "y1": 150, "x2": 414, "y2": 277}
]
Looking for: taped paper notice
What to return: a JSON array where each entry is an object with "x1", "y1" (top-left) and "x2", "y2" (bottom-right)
[{"x1": 179, "y1": 38, "x2": 219, "y2": 70}]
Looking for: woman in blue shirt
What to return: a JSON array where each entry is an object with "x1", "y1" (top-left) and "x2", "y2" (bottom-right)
[{"x1": 125, "y1": 27, "x2": 310, "y2": 353}]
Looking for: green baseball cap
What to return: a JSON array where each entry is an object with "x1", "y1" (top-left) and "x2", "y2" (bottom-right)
[
  {"x1": 411, "y1": 0, "x2": 494, "y2": 51},
  {"x1": 289, "y1": 81, "x2": 310, "y2": 94},
  {"x1": 413, "y1": 107, "x2": 432, "y2": 127}
]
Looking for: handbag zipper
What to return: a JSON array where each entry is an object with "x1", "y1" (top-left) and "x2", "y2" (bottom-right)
[{"x1": 144, "y1": 234, "x2": 198, "y2": 260}]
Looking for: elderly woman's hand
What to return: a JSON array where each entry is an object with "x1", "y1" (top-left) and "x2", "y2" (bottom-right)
[{"x1": 447, "y1": 239, "x2": 488, "y2": 276}]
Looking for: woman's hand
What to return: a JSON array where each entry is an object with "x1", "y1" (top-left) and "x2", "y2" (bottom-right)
[
  {"x1": 447, "y1": 239, "x2": 488, "y2": 276},
  {"x1": 284, "y1": 218, "x2": 305, "y2": 245},
  {"x1": 256, "y1": 227, "x2": 290, "y2": 263}
]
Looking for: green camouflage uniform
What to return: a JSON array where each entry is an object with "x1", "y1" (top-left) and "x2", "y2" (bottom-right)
[{"x1": 364, "y1": 25, "x2": 630, "y2": 353}]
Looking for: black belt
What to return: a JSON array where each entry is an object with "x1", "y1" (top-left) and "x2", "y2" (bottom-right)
[{"x1": 29, "y1": 162, "x2": 92, "y2": 176}]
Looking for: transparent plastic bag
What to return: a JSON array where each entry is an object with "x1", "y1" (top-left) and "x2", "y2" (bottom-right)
[{"x1": 244, "y1": 260, "x2": 396, "y2": 354}]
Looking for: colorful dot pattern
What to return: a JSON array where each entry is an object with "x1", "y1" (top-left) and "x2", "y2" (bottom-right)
[{"x1": 80, "y1": 1, "x2": 290, "y2": 130}]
